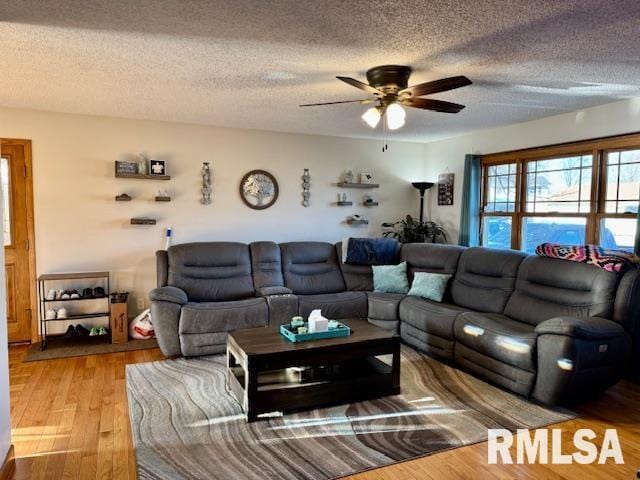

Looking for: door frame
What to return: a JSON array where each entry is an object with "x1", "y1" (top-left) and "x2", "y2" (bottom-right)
[{"x1": 0, "y1": 138, "x2": 38, "y2": 343}]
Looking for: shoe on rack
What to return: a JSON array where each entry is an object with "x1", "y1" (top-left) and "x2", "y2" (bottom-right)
[
  {"x1": 98, "y1": 327, "x2": 108, "y2": 336},
  {"x1": 75, "y1": 324, "x2": 90, "y2": 336},
  {"x1": 45, "y1": 308, "x2": 57, "y2": 320},
  {"x1": 89, "y1": 327, "x2": 99, "y2": 337},
  {"x1": 63, "y1": 325, "x2": 78, "y2": 338},
  {"x1": 56, "y1": 307, "x2": 68, "y2": 319},
  {"x1": 69, "y1": 290, "x2": 81, "y2": 299},
  {"x1": 82, "y1": 288, "x2": 94, "y2": 299},
  {"x1": 45, "y1": 289, "x2": 56, "y2": 301},
  {"x1": 55, "y1": 289, "x2": 64, "y2": 300},
  {"x1": 93, "y1": 286, "x2": 106, "y2": 298},
  {"x1": 61, "y1": 290, "x2": 72, "y2": 300}
]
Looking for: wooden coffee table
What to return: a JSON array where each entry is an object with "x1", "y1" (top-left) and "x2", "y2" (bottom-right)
[{"x1": 226, "y1": 319, "x2": 400, "y2": 422}]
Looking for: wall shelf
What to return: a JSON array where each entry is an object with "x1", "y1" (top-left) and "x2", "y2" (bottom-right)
[
  {"x1": 336, "y1": 182, "x2": 379, "y2": 189},
  {"x1": 363, "y1": 202, "x2": 379, "y2": 207},
  {"x1": 347, "y1": 219, "x2": 369, "y2": 225},
  {"x1": 155, "y1": 196, "x2": 171, "y2": 202},
  {"x1": 336, "y1": 201, "x2": 353, "y2": 206},
  {"x1": 131, "y1": 218, "x2": 157, "y2": 225},
  {"x1": 115, "y1": 194, "x2": 132, "y2": 201},
  {"x1": 116, "y1": 172, "x2": 171, "y2": 181}
]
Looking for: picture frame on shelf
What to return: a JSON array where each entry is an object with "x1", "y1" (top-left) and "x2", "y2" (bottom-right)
[
  {"x1": 150, "y1": 160, "x2": 167, "y2": 176},
  {"x1": 115, "y1": 160, "x2": 138, "y2": 175},
  {"x1": 359, "y1": 172, "x2": 375, "y2": 184}
]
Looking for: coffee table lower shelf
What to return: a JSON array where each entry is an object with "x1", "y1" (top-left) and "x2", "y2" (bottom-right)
[{"x1": 227, "y1": 356, "x2": 398, "y2": 420}]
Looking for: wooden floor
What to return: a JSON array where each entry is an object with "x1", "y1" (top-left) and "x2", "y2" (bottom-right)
[{"x1": 7, "y1": 344, "x2": 640, "y2": 479}]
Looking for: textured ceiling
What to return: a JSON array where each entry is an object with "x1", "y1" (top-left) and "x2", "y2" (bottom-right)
[{"x1": 2, "y1": 0, "x2": 640, "y2": 142}]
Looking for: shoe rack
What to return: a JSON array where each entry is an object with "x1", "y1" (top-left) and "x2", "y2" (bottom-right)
[{"x1": 37, "y1": 271, "x2": 110, "y2": 350}]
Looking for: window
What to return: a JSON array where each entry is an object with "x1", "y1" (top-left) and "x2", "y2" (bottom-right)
[
  {"x1": 481, "y1": 134, "x2": 640, "y2": 253},
  {"x1": 601, "y1": 149, "x2": 640, "y2": 252},
  {"x1": 0, "y1": 157, "x2": 10, "y2": 246}
]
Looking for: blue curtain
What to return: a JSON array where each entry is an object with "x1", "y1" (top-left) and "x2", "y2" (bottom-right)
[
  {"x1": 635, "y1": 206, "x2": 640, "y2": 255},
  {"x1": 458, "y1": 154, "x2": 482, "y2": 247}
]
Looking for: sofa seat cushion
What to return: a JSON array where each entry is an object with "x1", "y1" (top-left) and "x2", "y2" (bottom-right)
[
  {"x1": 298, "y1": 292, "x2": 367, "y2": 319},
  {"x1": 179, "y1": 298, "x2": 268, "y2": 335},
  {"x1": 367, "y1": 292, "x2": 405, "y2": 321},
  {"x1": 399, "y1": 296, "x2": 469, "y2": 340},
  {"x1": 454, "y1": 312, "x2": 538, "y2": 372}
]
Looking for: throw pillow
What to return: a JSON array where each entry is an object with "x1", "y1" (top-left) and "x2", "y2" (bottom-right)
[
  {"x1": 408, "y1": 272, "x2": 452, "y2": 302},
  {"x1": 372, "y1": 262, "x2": 409, "y2": 294}
]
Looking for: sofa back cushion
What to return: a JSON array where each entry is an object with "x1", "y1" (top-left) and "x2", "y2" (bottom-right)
[
  {"x1": 504, "y1": 255, "x2": 622, "y2": 325},
  {"x1": 250, "y1": 241, "x2": 284, "y2": 289},
  {"x1": 335, "y1": 242, "x2": 373, "y2": 291},
  {"x1": 451, "y1": 247, "x2": 526, "y2": 313},
  {"x1": 280, "y1": 242, "x2": 346, "y2": 294},
  {"x1": 167, "y1": 242, "x2": 254, "y2": 302},
  {"x1": 401, "y1": 243, "x2": 465, "y2": 281}
]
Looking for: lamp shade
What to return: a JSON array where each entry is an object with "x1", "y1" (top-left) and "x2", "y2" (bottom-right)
[
  {"x1": 386, "y1": 103, "x2": 406, "y2": 130},
  {"x1": 411, "y1": 182, "x2": 434, "y2": 194},
  {"x1": 361, "y1": 107, "x2": 381, "y2": 128}
]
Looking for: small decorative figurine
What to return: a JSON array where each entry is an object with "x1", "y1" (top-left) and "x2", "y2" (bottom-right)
[
  {"x1": 155, "y1": 189, "x2": 171, "y2": 202},
  {"x1": 201, "y1": 162, "x2": 212, "y2": 205},
  {"x1": 302, "y1": 168, "x2": 310, "y2": 207},
  {"x1": 138, "y1": 153, "x2": 149, "y2": 175},
  {"x1": 341, "y1": 192, "x2": 348, "y2": 202},
  {"x1": 343, "y1": 170, "x2": 354, "y2": 183}
]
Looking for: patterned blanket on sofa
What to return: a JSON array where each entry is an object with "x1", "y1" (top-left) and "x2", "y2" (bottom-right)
[{"x1": 535, "y1": 243, "x2": 640, "y2": 273}]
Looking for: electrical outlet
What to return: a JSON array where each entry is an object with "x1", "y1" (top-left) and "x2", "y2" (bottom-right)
[{"x1": 137, "y1": 297, "x2": 145, "y2": 310}]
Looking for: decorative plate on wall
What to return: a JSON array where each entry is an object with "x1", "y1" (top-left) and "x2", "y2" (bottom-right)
[{"x1": 239, "y1": 170, "x2": 279, "y2": 210}]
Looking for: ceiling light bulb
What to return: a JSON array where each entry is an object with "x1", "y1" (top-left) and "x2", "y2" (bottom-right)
[
  {"x1": 361, "y1": 107, "x2": 381, "y2": 128},
  {"x1": 386, "y1": 103, "x2": 406, "y2": 130}
]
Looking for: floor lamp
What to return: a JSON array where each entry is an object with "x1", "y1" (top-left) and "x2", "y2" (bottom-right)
[{"x1": 411, "y1": 182, "x2": 434, "y2": 224}]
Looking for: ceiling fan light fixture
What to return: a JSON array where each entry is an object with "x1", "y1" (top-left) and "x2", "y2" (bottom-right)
[
  {"x1": 361, "y1": 106, "x2": 381, "y2": 128},
  {"x1": 386, "y1": 103, "x2": 406, "y2": 130}
]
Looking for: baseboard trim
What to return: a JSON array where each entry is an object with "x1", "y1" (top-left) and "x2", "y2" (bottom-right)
[{"x1": 0, "y1": 445, "x2": 15, "y2": 480}]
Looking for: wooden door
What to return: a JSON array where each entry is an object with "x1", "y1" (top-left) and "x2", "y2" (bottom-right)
[{"x1": 1, "y1": 140, "x2": 35, "y2": 343}]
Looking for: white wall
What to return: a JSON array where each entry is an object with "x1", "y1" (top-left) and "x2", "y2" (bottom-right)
[
  {"x1": 424, "y1": 98, "x2": 640, "y2": 241},
  {"x1": 0, "y1": 178, "x2": 10, "y2": 462},
  {"x1": 0, "y1": 107, "x2": 426, "y2": 326}
]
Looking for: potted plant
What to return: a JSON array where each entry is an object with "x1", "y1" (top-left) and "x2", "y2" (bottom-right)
[{"x1": 381, "y1": 215, "x2": 448, "y2": 243}]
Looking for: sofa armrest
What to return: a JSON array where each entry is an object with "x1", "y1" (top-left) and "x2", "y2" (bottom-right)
[
  {"x1": 255, "y1": 286, "x2": 293, "y2": 297},
  {"x1": 149, "y1": 286, "x2": 188, "y2": 305},
  {"x1": 535, "y1": 316, "x2": 625, "y2": 340}
]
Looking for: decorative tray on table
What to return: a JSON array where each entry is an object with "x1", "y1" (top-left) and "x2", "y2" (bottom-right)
[{"x1": 280, "y1": 322, "x2": 351, "y2": 343}]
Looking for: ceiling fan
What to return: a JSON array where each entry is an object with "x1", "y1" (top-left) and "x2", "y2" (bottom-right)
[{"x1": 300, "y1": 65, "x2": 472, "y2": 131}]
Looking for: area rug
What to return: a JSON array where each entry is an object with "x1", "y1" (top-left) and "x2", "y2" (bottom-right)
[
  {"x1": 126, "y1": 346, "x2": 575, "y2": 480},
  {"x1": 23, "y1": 337, "x2": 158, "y2": 362}
]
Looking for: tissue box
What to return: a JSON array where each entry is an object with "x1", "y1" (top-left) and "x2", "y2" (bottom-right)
[{"x1": 309, "y1": 317, "x2": 328, "y2": 333}]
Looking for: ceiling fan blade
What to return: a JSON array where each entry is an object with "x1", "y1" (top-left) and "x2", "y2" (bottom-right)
[
  {"x1": 299, "y1": 99, "x2": 374, "y2": 107},
  {"x1": 400, "y1": 75, "x2": 472, "y2": 97},
  {"x1": 336, "y1": 76, "x2": 383, "y2": 95},
  {"x1": 402, "y1": 97, "x2": 466, "y2": 113}
]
